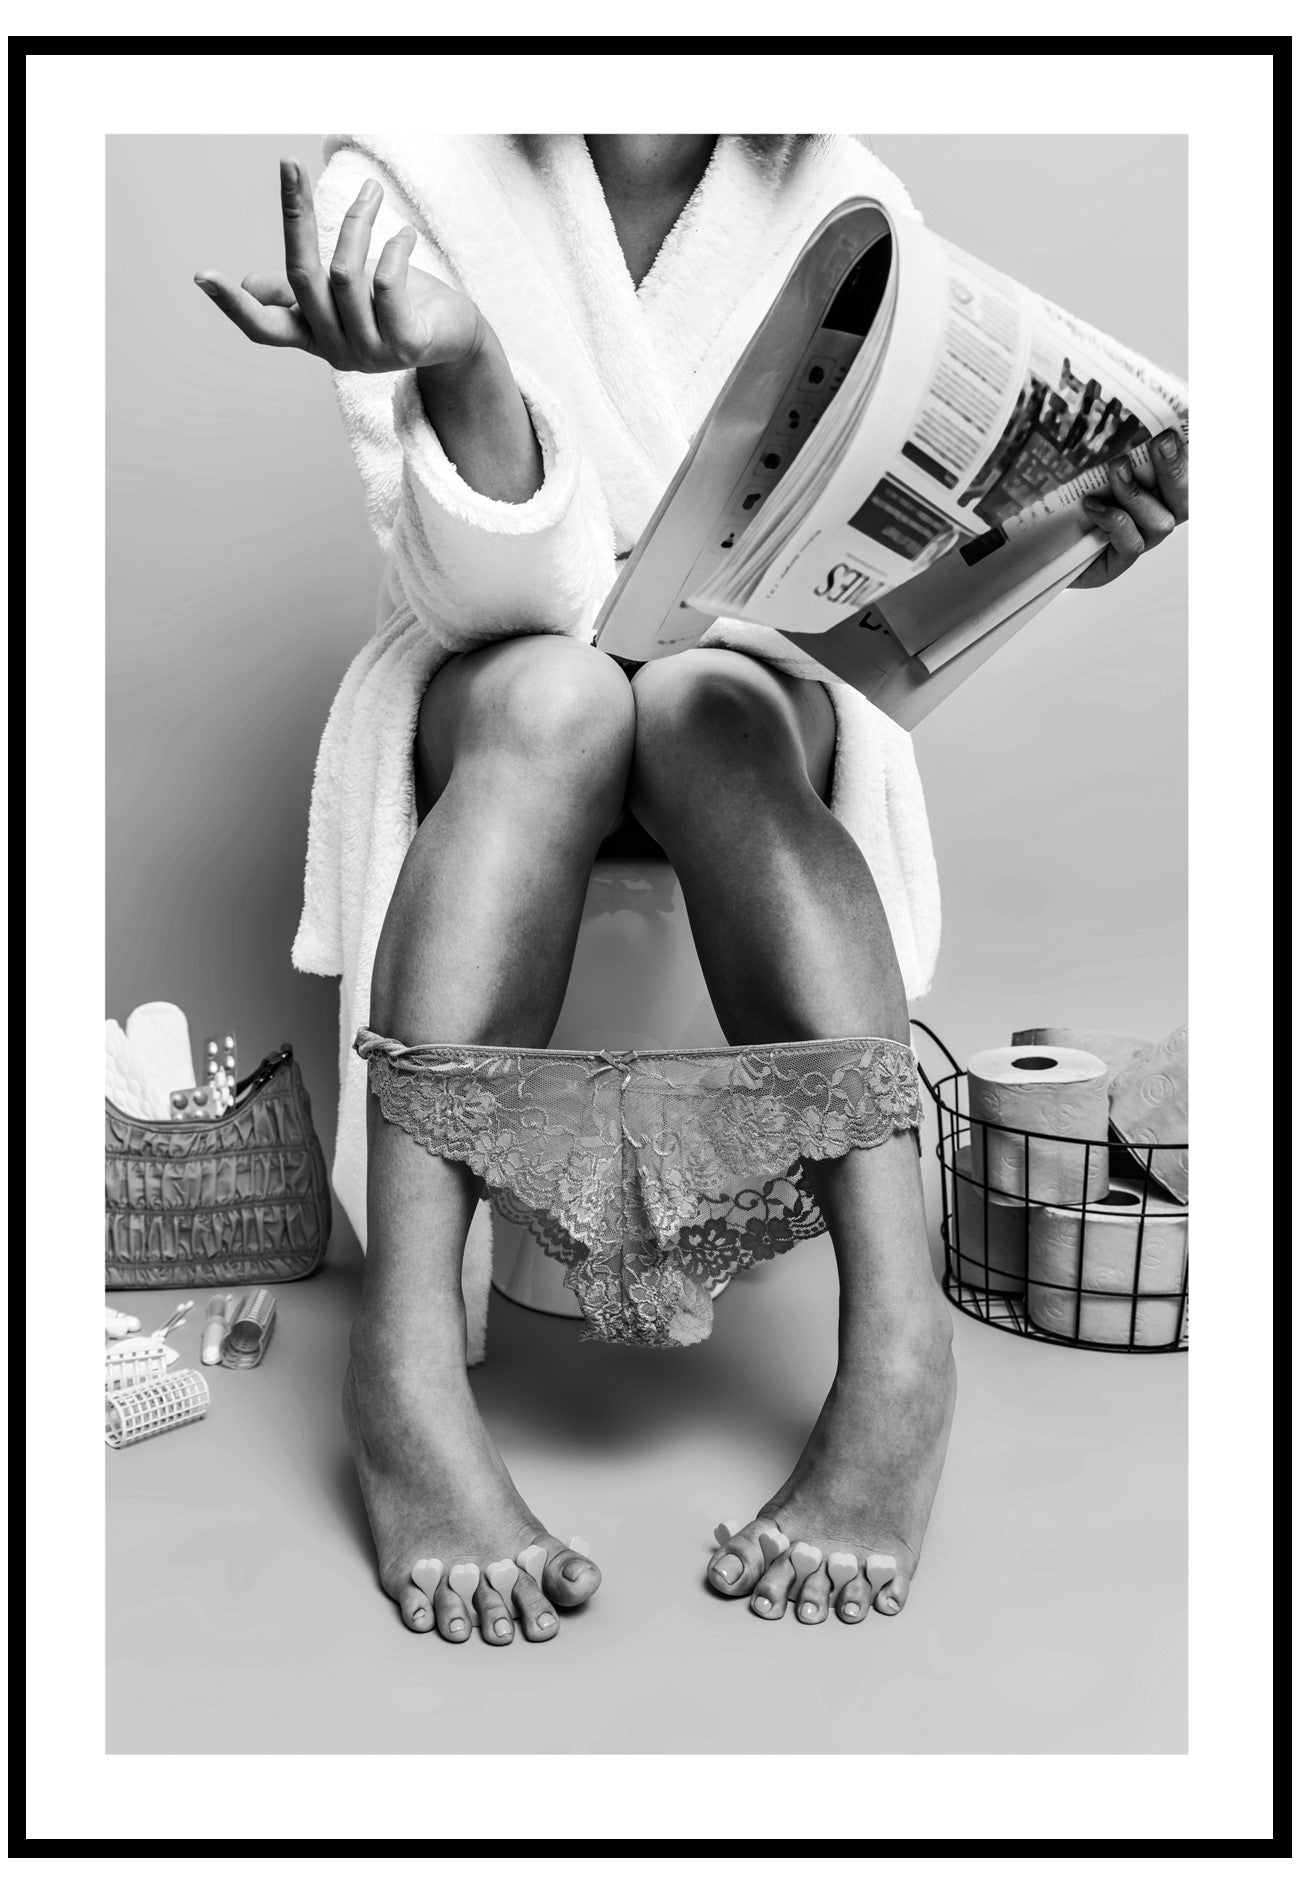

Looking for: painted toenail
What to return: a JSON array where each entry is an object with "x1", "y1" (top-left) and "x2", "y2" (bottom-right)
[
  {"x1": 843, "y1": 1603, "x2": 860, "y2": 1618},
  {"x1": 753, "y1": 1596, "x2": 772, "y2": 1612},
  {"x1": 494, "y1": 1620, "x2": 511, "y2": 1638},
  {"x1": 538, "y1": 1612, "x2": 556, "y2": 1629},
  {"x1": 563, "y1": 1562, "x2": 584, "y2": 1581},
  {"x1": 800, "y1": 1603, "x2": 817, "y2": 1619},
  {"x1": 715, "y1": 1555, "x2": 742, "y2": 1583},
  {"x1": 449, "y1": 1618, "x2": 466, "y2": 1634},
  {"x1": 881, "y1": 1596, "x2": 900, "y2": 1613}
]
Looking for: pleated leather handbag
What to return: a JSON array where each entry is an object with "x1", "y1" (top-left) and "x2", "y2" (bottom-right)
[{"x1": 105, "y1": 1044, "x2": 332, "y2": 1290}]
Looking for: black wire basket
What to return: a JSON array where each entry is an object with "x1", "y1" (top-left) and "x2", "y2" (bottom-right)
[{"x1": 911, "y1": 1020, "x2": 1188, "y2": 1354}]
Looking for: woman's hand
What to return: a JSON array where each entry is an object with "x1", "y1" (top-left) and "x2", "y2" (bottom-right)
[
  {"x1": 1069, "y1": 428, "x2": 1189, "y2": 589},
  {"x1": 194, "y1": 159, "x2": 482, "y2": 372}
]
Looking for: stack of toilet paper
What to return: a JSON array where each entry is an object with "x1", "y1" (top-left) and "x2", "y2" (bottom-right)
[{"x1": 950, "y1": 1025, "x2": 1188, "y2": 1348}]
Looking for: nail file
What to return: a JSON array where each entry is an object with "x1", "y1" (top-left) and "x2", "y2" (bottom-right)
[
  {"x1": 790, "y1": 1541, "x2": 822, "y2": 1582},
  {"x1": 714, "y1": 1518, "x2": 743, "y2": 1547},
  {"x1": 410, "y1": 1558, "x2": 443, "y2": 1605},
  {"x1": 827, "y1": 1552, "x2": 859, "y2": 1599},
  {"x1": 567, "y1": 1535, "x2": 591, "y2": 1559},
  {"x1": 516, "y1": 1544, "x2": 548, "y2": 1586},
  {"x1": 486, "y1": 1559, "x2": 519, "y2": 1616},
  {"x1": 756, "y1": 1525, "x2": 790, "y2": 1569},
  {"x1": 448, "y1": 1562, "x2": 480, "y2": 1624}
]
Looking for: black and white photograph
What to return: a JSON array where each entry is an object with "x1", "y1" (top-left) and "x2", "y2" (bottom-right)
[{"x1": 21, "y1": 33, "x2": 1284, "y2": 1859}]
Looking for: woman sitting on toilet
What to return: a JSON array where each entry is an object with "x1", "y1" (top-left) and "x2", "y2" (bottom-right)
[{"x1": 196, "y1": 133, "x2": 1189, "y2": 1644}]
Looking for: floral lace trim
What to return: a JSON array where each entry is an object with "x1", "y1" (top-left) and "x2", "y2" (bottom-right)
[{"x1": 355, "y1": 1030, "x2": 922, "y2": 1348}]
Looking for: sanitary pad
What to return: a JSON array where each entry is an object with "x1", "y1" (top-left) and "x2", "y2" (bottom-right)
[{"x1": 105, "y1": 1003, "x2": 196, "y2": 1120}]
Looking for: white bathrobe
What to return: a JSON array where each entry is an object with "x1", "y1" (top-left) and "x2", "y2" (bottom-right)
[{"x1": 291, "y1": 133, "x2": 943, "y2": 1342}]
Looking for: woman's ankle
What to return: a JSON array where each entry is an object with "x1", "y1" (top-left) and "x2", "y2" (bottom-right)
[
  {"x1": 349, "y1": 1292, "x2": 472, "y2": 1383},
  {"x1": 837, "y1": 1284, "x2": 953, "y2": 1375}
]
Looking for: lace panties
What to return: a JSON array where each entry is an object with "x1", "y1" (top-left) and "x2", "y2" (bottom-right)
[{"x1": 356, "y1": 1028, "x2": 923, "y2": 1349}]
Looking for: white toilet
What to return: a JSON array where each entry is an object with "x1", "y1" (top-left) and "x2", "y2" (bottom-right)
[{"x1": 490, "y1": 854, "x2": 726, "y2": 1317}]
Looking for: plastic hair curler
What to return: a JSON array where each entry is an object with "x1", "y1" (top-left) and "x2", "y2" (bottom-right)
[
  {"x1": 105, "y1": 1368, "x2": 209, "y2": 1448},
  {"x1": 105, "y1": 1336, "x2": 177, "y2": 1394},
  {"x1": 220, "y1": 1288, "x2": 277, "y2": 1369}
]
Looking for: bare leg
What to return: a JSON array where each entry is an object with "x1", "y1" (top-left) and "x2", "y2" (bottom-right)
[
  {"x1": 348, "y1": 636, "x2": 633, "y2": 1641},
  {"x1": 629, "y1": 650, "x2": 955, "y2": 1624}
]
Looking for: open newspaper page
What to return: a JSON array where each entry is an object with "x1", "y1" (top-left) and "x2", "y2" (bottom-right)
[
  {"x1": 594, "y1": 200, "x2": 1187, "y2": 724},
  {"x1": 691, "y1": 213, "x2": 1188, "y2": 664}
]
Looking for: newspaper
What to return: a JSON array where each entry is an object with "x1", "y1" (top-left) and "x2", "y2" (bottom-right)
[{"x1": 594, "y1": 201, "x2": 1188, "y2": 727}]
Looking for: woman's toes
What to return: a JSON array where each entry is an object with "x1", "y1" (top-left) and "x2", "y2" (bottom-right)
[
  {"x1": 433, "y1": 1577, "x2": 473, "y2": 1644},
  {"x1": 707, "y1": 1523, "x2": 763, "y2": 1597},
  {"x1": 749, "y1": 1552, "x2": 796, "y2": 1620},
  {"x1": 537, "y1": 1535, "x2": 601, "y2": 1608},
  {"x1": 866, "y1": 1552, "x2": 908, "y2": 1616},
  {"x1": 795, "y1": 1564, "x2": 831, "y2": 1624},
  {"x1": 836, "y1": 1572, "x2": 870, "y2": 1623},
  {"x1": 397, "y1": 1582, "x2": 436, "y2": 1633},
  {"x1": 512, "y1": 1572, "x2": 560, "y2": 1642},
  {"x1": 874, "y1": 1567, "x2": 910, "y2": 1615},
  {"x1": 475, "y1": 1574, "x2": 514, "y2": 1645}
]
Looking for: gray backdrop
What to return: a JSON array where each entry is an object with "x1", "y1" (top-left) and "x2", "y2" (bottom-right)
[
  {"x1": 105, "y1": 132, "x2": 1189, "y2": 1760},
  {"x1": 107, "y1": 132, "x2": 1187, "y2": 1197}
]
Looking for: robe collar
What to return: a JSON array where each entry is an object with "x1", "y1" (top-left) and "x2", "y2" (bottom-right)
[{"x1": 325, "y1": 131, "x2": 885, "y2": 534}]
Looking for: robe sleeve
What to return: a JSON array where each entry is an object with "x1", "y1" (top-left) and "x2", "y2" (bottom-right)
[{"x1": 312, "y1": 144, "x2": 615, "y2": 644}]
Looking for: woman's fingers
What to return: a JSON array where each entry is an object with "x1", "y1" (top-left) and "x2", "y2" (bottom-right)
[
  {"x1": 372, "y1": 227, "x2": 419, "y2": 355},
  {"x1": 279, "y1": 158, "x2": 345, "y2": 355},
  {"x1": 194, "y1": 271, "x2": 313, "y2": 350},
  {"x1": 328, "y1": 179, "x2": 386, "y2": 355},
  {"x1": 1078, "y1": 497, "x2": 1146, "y2": 582},
  {"x1": 1105, "y1": 454, "x2": 1177, "y2": 548},
  {"x1": 1072, "y1": 431, "x2": 1187, "y2": 589},
  {"x1": 239, "y1": 270, "x2": 298, "y2": 309},
  {"x1": 1150, "y1": 428, "x2": 1189, "y2": 523}
]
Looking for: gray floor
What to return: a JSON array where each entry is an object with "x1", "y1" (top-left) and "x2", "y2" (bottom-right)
[{"x1": 106, "y1": 1158, "x2": 1187, "y2": 1755}]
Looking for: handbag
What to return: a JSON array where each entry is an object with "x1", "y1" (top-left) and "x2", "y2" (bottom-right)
[{"x1": 105, "y1": 1043, "x2": 332, "y2": 1290}]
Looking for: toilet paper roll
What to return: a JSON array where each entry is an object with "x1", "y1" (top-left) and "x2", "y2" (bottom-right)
[
  {"x1": 1028, "y1": 1282, "x2": 1187, "y2": 1349},
  {"x1": 1109, "y1": 1025, "x2": 1188, "y2": 1205},
  {"x1": 1027, "y1": 1186, "x2": 1188, "y2": 1347},
  {"x1": 1011, "y1": 1027, "x2": 1152, "y2": 1093},
  {"x1": 949, "y1": 1144, "x2": 1029, "y2": 1296},
  {"x1": 966, "y1": 1046, "x2": 1110, "y2": 1205}
]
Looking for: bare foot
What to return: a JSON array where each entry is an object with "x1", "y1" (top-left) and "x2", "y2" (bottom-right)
[
  {"x1": 706, "y1": 1295, "x2": 956, "y2": 1623},
  {"x1": 344, "y1": 1325, "x2": 600, "y2": 1643}
]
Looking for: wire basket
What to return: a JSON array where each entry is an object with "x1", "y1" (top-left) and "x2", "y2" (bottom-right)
[{"x1": 912, "y1": 1020, "x2": 1188, "y2": 1353}]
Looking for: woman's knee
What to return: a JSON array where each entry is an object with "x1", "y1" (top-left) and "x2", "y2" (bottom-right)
[
  {"x1": 628, "y1": 651, "x2": 828, "y2": 826},
  {"x1": 419, "y1": 635, "x2": 636, "y2": 808}
]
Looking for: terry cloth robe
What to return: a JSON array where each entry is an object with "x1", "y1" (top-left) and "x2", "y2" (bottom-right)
[{"x1": 291, "y1": 133, "x2": 943, "y2": 1356}]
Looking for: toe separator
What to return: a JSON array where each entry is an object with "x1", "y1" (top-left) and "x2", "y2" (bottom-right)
[
  {"x1": 517, "y1": 1544, "x2": 548, "y2": 1586},
  {"x1": 448, "y1": 1562, "x2": 481, "y2": 1624},
  {"x1": 486, "y1": 1559, "x2": 520, "y2": 1616}
]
